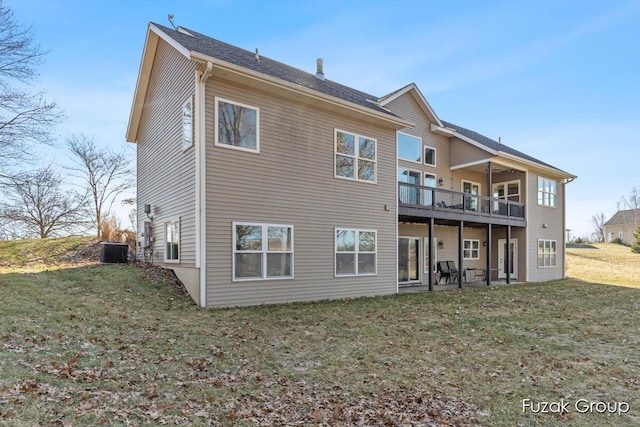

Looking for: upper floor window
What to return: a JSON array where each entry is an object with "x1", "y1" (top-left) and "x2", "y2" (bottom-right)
[
  {"x1": 233, "y1": 223, "x2": 293, "y2": 280},
  {"x1": 182, "y1": 99, "x2": 193, "y2": 150},
  {"x1": 424, "y1": 146, "x2": 436, "y2": 167},
  {"x1": 538, "y1": 177, "x2": 557, "y2": 207},
  {"x1": 215, "y1": 97, "x2": 259, "y2": 153},
  {"x1": 165, "y1": 219, "x2": 180, "y2": 263},
  {"x1": 397, "y1": 132, "x2": 421, "y2": 163},
  {"x1": 335, "y1": 129, "x2": 376, "y2": 183}
]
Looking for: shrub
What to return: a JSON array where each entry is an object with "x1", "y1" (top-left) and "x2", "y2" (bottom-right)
[{"x1": 632, "y1": 226, "x2": 640, "y2": 254}]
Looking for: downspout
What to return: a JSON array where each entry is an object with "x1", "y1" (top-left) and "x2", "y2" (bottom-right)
[{"x1": 196, "y1": 61, "x2": 213, "y2": 307}]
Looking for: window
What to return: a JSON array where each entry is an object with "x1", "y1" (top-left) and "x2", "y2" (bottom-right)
[
  {"x1": 215, "y1": 97, "x2": 259, "y2": 152},
  {"x1": 493, "y1": 180, "x2": 520, "y2": 202},
  {"x1": 233, "y1": 223, "x2": 293, "y2": 280},
  {"x1": 398, "y1": 237, "x2": 420, "y2": 282},
  {"x1": 424, "y1": 173, "x2": 436, "y2": 205},
  {"x1": 538, "y1": 240, "x2": 557, "y2": 267},
  {"x1": 424, "y1": 145, "x2": 436, "y2": 167},
  {"x1": 463, "y1": 239, "x2": 480, "y2": 260},
  {"x1": 397, "y1": 132, "x2": 421, "y2": 163},
  {"x1": 424, "y1": 237, "x2": 437, "y2": 274},
  {"x1": 463, "y1": 180, "x2": 481, "y2": 211},
  {"x1": 538, "y1": 177, "x2": 557, "y2": 207},
  {"x1": 182, "y1": 99, "x2": 193, "y2": 149},
  {"x1": 398, "y1": 168, "x2": 421, "y2": 204},
  {"x1": 335, "y1": 228, "x2": 377, "y2": 276},
  {"x1": 335, "y1": 130, "x2": 376, "y2": 182},
  {"x1": 165, "y1": 220, "x2": 180, "y2": 262},
  {"x1": 619, "y1": 231, "x2": 624, "y2": 240}
]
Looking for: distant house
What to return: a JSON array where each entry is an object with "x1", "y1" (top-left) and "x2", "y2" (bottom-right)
[
  {"x1": 604, "y1": 209, "x2": 640, "y2": 245},
  {"x1": 126, "y1": 22, "x2": 576, "y2": 308}
]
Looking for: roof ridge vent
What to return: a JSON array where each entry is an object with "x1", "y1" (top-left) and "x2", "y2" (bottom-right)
[{"x1": 316, "y1": 58, "x2": 324, "y2": 81}]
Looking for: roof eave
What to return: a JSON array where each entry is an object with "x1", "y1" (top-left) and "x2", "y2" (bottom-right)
[
  {"x1": 379, "y1": 83, "x2": 443, "y2": 127},
  {"x1": 189, "y1": 51, "x2": 415, "y2": 129},
  {"x1": 126, "y1": 24, "x2": 194, "y2": 143},
  {"x1": 497, "y1": 151, "x2": 577, "y2": 182}
]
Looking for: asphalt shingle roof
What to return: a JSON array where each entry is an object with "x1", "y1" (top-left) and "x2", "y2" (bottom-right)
[
  {"x1": 605, "y1": 209, "x2": 640, "y2": 226},
  {"x1": 440, "y1": 120, "x2": 563, "y2": 172},
  {"x1": 154, "y1": 23, "x2": 572, "y2": 175},
  {"x1": 153, "y1": 23, "x2": 396, "y2": 118}
]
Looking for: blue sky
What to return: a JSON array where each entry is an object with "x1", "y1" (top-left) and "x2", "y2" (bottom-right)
[{"x1": 7, "y1": 0, "x2": 640, "y2": 237}]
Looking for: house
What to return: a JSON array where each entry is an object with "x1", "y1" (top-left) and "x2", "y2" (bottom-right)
[
  {"x1": 604, "y1": 209, "x2": 640, "y2": 245},
  {"x1": 126, "y1": 23, "x2": 576, "y2": 308}
]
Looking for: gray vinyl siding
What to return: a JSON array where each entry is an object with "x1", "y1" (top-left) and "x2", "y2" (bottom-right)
[
  {"x1": 526, "y1": 171, "x2": 566, "y2": 282},
  {"x1": 450, "y1": 138, "x2": 492, "y2": 168},
  {"x1": 136, "y1": 39, "x2": 198, "y2": 267},
  {"x1": 204, "y1": 78, "x2": 398, "y2": 307},
  {"x1": 385, "y1": 94, "x2": 451, "y2": 189}
]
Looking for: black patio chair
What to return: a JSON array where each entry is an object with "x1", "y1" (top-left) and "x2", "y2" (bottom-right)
[{"x1": 437, "y1": 261, "x2": 457, "y2": 284}]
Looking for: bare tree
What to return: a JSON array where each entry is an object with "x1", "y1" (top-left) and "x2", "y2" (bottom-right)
[
  {"x1": 591, "y1": 212, "x2": 605, "y2": 243},
  {"x1": 0, "y1": 167, "x2": 85, "y2": 238},
  {"x1": 618, "y1": 186, "x2": 640, "y2": 229},
  {"x1": 66, "y1": 134, "x2": 134, "y2": 238},
  {"x1": 0, "y1": 1, "x2": 64, "y2": 173}
]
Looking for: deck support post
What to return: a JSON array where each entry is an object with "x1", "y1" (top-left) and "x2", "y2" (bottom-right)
[
  {"x1": 486, "y1": 224, "x2": 492, "y2": 286},
  {"x1": 428, "y1": 217, "x2": 434, "y2": 291},
  {"x1": 506, "y1": 225, "x2": 511, "y2": 284},
  {"x1": 458, "y1": 220, "x2": 464, "y2": 288}
]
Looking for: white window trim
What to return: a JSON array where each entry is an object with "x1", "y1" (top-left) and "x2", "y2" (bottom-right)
[
  {"x1": 424, "y1": 144, "x2": 437, "y2": 167},
  {"x1": 461, "y1": 180, "x2": 482, "y2": 195},
  {"x1": 164, "y1": 218, "x2": 181, "y2": 264},
  {"x1": 398, "y1": 236, "x2": 420, "y2": 283},
  {"x1": 538, "y1": 239, "x2": 558, "y2": 268},
  {"x1": 232, "y1": 222, "x2": 294, "y2": 281},
  {"x1": 334, "y1": 129, "x2": 377, "y2": 184},
  {"x1": 398, "y1": 167, "x2": 422, "y2": 184},
  {"x1": 424, "y1": 237, "x2": 437, "y2": 274},
  {"x1": 335, "y1": 228, "x2": 377, "y2": 277},
  {"x1": 537, "y1": 177, "x2": 557, "y2": 208},
  {"x1": 463, "y1": 239, "x2": 480, "y2": 260},
  {"x1": 182, "y1": 98, "x2": 194, "y2": 151},
  {"x1": 424, "y1": 172, "x2": 437, "y2": 187},
  {"x1": 397, "y1": 131, "x2": 422, "y2": 164},
  {"x1": 214, "y1": 97, "x2": 260, "y2": 154}
]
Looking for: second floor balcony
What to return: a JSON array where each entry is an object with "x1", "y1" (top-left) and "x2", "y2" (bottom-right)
[{"x1": 398, "y1": 182, "x2": 526, "y2": 226}]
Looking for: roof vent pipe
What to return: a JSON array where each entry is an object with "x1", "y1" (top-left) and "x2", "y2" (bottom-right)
[
  {"x1": 316, "y1": 58, "x2": 324, "y2": 80},
  {"x1": 255, "y1": 48, "x2": 260, "y2": 62}
]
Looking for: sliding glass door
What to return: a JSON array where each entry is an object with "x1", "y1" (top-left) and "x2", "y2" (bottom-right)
[{"x1": 398, "y1": 237, "x2": 420, "y2": 283}]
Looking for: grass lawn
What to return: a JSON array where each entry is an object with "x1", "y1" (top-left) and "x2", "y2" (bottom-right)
[{"x1": 1, "y1": 239, "x2": 639, "y2": 426}]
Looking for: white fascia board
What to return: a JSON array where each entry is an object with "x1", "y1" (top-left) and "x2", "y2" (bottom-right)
[
  {"x1": 126, "y1": 26, "x2": 160, "y2": 143},
  {"x1": 497, "y1": 151, "x2": 576, "y2": 182},
  {"x1": 431, "y1": 124, "x2": 498, "y2": 154},
  {"x1": 449, "y1": 128, "x2": 499, "y2": 155},
  {"x1": 379, "y1": 83, "x2": 443, "y2": 127},
  {"x1": 149, "y1": 23, "x2": 191, "y2": 58},
  {"x1": 126, "y1": 24, "x2": 193, "y2": 143},
  {"x1": 449, "y1": 159, "x2": 496, "y2": 171}
]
